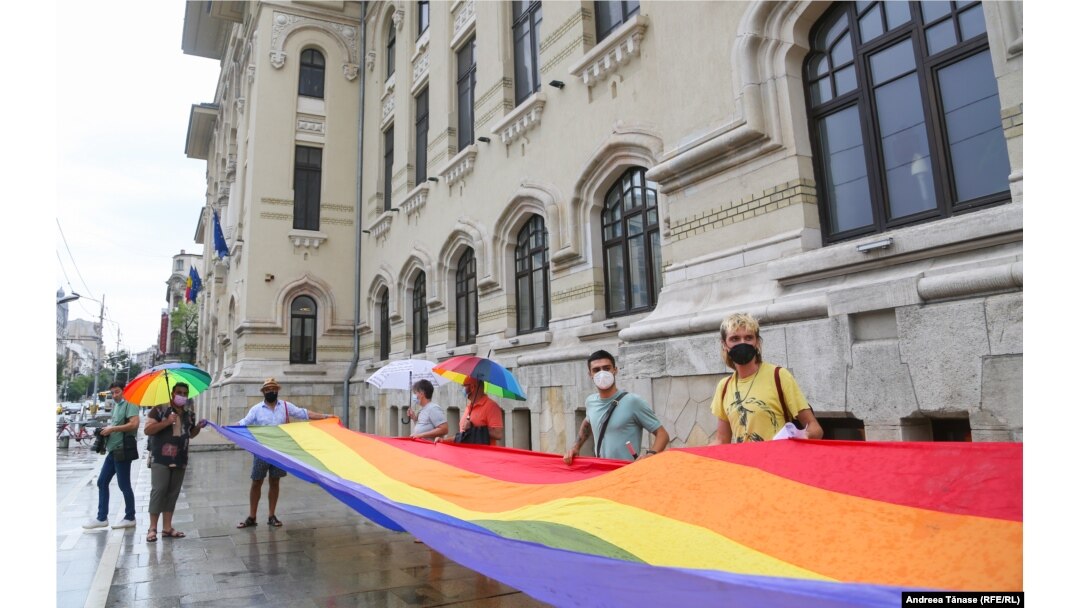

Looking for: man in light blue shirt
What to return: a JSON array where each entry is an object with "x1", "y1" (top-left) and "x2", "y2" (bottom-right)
[
  {"x1": 236, "y1": 377, "x2": 331, "y2": 528},
  {"x1": 564, "y1": 350, "x2": 670, "y2": 463}
]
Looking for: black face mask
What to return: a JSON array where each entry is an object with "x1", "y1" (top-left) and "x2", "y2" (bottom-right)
[
  {"x1": 728, "y1": 343, "x2": 758, "y2": 366},
  {"x1": 264, "y1": 392, "x2": 278, "y2": 403}
]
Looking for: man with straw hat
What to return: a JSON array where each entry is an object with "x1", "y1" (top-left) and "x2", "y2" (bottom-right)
[{"x1": 235, "y1": 378, "x2": 332, "y2": 528}]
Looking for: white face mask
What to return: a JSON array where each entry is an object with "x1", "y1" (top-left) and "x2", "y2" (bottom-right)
[
  {"x1": 592, "y1": 370, "x2": 615, "y2": 391},
  {"x1": 411, "y1": 394, "x2": 420, "y2": 406}
]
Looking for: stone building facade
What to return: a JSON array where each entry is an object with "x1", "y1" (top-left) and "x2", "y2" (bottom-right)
[{"x1": 185, "y1": 1, "x2": 1023, "y2": 445}]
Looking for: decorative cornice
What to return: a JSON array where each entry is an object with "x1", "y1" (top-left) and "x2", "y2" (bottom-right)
[
  {"x1": 453, "y1": 1, "x2": 475, "y2": 40},
  {"x1": 288, "y1": 229, "x2": 328, "y2": 249},
  {"x1": 297, "y1": 119, "x2": 325, "y2": 135},
  {"x1": 568, "y1": 14, "x2": 649, "y2": 88},
  {"x1": 438, "y1": 145, "x2": 478, "y2": 186},
  {"x1": 400, "y1": 183, "x2": 430, "y2": 218},
  {"x1": 370, "y1": 212, "x2": 394, "y2": 240},
  {"x1": 490, "y1": 93, "x2": 546, "y2": 145}
]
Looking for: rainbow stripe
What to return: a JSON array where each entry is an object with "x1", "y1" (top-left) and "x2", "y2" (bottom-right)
[{"x1": 211, "y1": 419, "x2": 1022, "y2": 607}]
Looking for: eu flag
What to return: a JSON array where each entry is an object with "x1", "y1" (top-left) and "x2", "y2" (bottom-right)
[
  {"x1": 213, "y1": 209, "x2": 229, "y2": 259},
  {"x1": 188, "y1": 266, "x2": 202, "y2": 302}
]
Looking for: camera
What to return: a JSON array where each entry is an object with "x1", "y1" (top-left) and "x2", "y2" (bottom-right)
[{"x1": 92, "y1": 427, "x2": 107, "y2": 455}]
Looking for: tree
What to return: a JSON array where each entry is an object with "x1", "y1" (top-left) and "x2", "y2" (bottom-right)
[
  {"x1": 170, "y1": 301, "x2": 199, "y2": 364},
  {"x1": 104, "y1": 350, "x2": 144, "y2": 385}
]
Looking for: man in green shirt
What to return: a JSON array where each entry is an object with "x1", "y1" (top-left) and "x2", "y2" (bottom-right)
[{"x1": 83, "y1": 382, "x2": 141, "y2": 530}]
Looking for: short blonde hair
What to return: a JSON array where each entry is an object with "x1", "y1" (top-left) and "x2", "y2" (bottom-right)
[{"x1": 720, "y1": 312, "x2": 763, "y2": 368}]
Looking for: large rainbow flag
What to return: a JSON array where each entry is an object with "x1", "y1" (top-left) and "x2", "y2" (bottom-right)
[{"x1": 210, "y1": 419, "x2": 1022, "y2": 607}]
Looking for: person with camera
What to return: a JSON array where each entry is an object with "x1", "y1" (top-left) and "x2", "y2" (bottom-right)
[
  {"x1": 83, "y1": 382, "x2": 141, "y2": 530},
  {"x1": 143, "y1": 382, "x2": 206, "y2": 542}
]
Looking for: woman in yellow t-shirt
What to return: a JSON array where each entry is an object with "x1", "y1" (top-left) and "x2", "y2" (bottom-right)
[{"x1": 709, "y1": 313, "x2": 823, "y2": 443}]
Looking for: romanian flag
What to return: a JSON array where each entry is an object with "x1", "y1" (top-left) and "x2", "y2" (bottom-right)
[
  {"x1": 210, "y1": 419, "x2": 1022, "y2": 607},
  {"x1": 184, "y1": 272, "x2": 192, "y2": 302}
]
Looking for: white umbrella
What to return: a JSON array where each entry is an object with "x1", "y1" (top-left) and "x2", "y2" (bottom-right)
[{"x1": 365, "y1": 359, "x2": 451, "y2": 391}]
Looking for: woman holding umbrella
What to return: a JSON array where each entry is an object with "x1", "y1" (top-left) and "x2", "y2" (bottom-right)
[{"x1": 143, "y1": 382, "x2": 206, "y2": 541}]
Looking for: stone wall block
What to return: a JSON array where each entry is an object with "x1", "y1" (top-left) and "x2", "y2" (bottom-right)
[
  {"x1": 782, "y1": 317, "x2": 850, "y2": 410},
  {"x1": 897, "y1": 301, "x2": 989, "y2": 411},
  {"x1": 759, "y1": 326, "x2": 788, "y2": 368},
  {"x1": 985, "y1": 293, "x2": 1023, "y2": 355},
  {"x1": 686, "y1": 422, "x2": 712, "y2": 447},
  {"x1": 621, "y1": 341, "x2": 667, "y2": 377},
  {"x1": 665, "y1": 334, "x2": 724, "y2": 377},
  {"x1": 847, "y1": 340, "x2": 918, "y2": 423},
  {"x1": 864, "y1": 424, "x2": 903, "y2": 441},
  {"x1": 828, "y1": 277, "x2": 922, "y2": 317},
  {"x1": 979, "y1": 354, "x2": 1022, "y2": 431},
  {"x1": 538, "y1": 386, "x2": 567, "y2": 453}
]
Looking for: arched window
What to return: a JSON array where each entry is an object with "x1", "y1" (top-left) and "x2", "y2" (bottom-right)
[
  {"x1": 412, "y1": 272, "x2": 428, "y2": 354},
  {"x1": 290, "y1": 296, "x2": 317, "y2": 364},
  {"x1": 455, "y1": 248, "x2": 477, "y2": 345},
  {"x1": 602, "y1": 167, "x2": 661, "y2": 317},
  {"x1": 515, "y1": 215, "x2": 549, "y2": 333},
  {"x1": 386, "y1": 23, "x2": 397, "y2": 79},
  {"x1": 805, "y1": 1, "x2": 1009, "y2": 243},
  {"x1": 298, "y1": 48, "x2": 325, "y2": 98},
  {"x1": 379, "y1": 289, "x2": 390, "y2": 361}
]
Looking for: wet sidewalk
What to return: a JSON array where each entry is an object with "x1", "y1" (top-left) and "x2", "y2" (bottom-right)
[{"x1": 58, "y1": 427, "x2": 550, "y2": 608}]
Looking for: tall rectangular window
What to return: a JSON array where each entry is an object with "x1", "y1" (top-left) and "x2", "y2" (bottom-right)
[
  {"x1": 513, "y1": 1, "x2": 543, "y2": 105},
  {"x1": 594, "y1": 0, "x2": 639, "y2": 42},
  {"x1": 418, "y1": 1, "x2": 430, "y2": 37},
  {"x1": 383, "y1": 126, "x2": 394, "y2": 212},
  {"x1": 294, "y1": 146, "x2": 322, "y2": 231},
  {"x1": 457, "y1": 37, "x2": 477, "y2": 150},
  {"x1": 415, "y1": 89, "x2": 429, "y2": 184},
  {"x1": 387, "y1": 25, "x2": 396, "y2": 78}
]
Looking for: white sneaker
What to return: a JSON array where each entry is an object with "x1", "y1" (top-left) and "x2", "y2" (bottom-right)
[
  {"x1": 83, "y1": 518, "x2": 108, "y2": 529},
  {"x1": 111, "y1": 518, "x2": 136, "y2": 529}
]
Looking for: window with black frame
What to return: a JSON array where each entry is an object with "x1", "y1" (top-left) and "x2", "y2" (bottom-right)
[
  {"x1": 383, "y1": 125, "x2": 394, "y2": 211},
  {"x1": 387, "y1": 23, "x2": 396, "y2": 79},
  {"x1": 298, "y1": 48, "x2": 325, "y2": 98},
  {"x1": 455, "y1": 249, "x2": 478, "y2": 345},
  {"x1": 594, "y1": 0, "x2": 639, "y2": 42},
  {"x1": 294, "y1": 146, "x2": 322, "y2": 231},
  {"x1": 805, "y1": 1, "x2": 1009, "y2": 243},
  {"x1": 415, "y1": 89, "x2": 429, "y2": 184},
  {"x1": 290, "y1": 296, "x2": 317, "y2": 364},
  {"x1": 602, "y1": 167, "x2": 662, "y2": 317},
  {"x1": 512, "y1": 1, "x2": 543, "y2": 105},
  {"x1": 412, "y1": 272, "x2": 428, "y2": 354},
  {"x1": 457, "y1": 37, "x2": 477, "y2": 149},
  {"x1": 515, "y1": 215, "x2": 550, "y2": 333},
  {"x1": 379, "y1": 289, "x2": 390, "y2": 361},
  {"x1": 418, "y1": 1, "x2": 430, "y2": 38}
]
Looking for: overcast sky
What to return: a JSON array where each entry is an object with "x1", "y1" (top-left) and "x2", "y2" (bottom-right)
[{"x1": 54, "y1": 1, "x2": 221, "y2": 352}]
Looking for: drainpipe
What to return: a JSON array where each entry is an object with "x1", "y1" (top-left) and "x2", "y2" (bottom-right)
[{"x1": 343, "y1": 1, "x2": 368, "y2": 429}]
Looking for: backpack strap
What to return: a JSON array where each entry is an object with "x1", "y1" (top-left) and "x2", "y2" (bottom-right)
[
  {"x1": 284, "y1": 401, "x2": 290, "y2": 424},
  {"x1": 720, "y1": 375, "x2": 733, "y2": 403},
  {"x1": 774, "y1": 366, "x2": 793, "y2": 424},
  {"x1": 594, "y1": 391, "x2": 628, "y2": 456}
]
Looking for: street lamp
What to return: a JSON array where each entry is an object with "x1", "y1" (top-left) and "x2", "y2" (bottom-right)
[{"x1": 57, "y1": 293, "x2": 80, "y2": 306}]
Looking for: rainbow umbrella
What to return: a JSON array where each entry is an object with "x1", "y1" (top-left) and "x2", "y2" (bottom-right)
[
  {"x1": 432, "y1": 355, "x2": 526, "y2": 400},
  {"x1": 123, "y1": 363, "x2": 212, "y2": 406}
]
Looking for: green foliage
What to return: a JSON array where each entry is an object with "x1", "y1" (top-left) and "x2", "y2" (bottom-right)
[{"x1": 170, "y1": 302, "x2": 199, "y2": 364}]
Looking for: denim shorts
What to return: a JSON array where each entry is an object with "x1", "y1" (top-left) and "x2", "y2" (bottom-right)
[{"x1": 251, "y1": 456, "x2": 288, "y2": 480}]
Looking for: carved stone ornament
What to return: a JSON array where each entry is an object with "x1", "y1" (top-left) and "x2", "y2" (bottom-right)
[
  {"x1": 270, "y1": 11, "x2": 361, "y2": 78},
  {"x1": 343, "y1": 63, "x2": 359, "y2": 81},
  {"x1": 367, "y1": 50, "x2": 376, "y2": 72},
  {"x1": 235, "y1": 97, "x2": 246, "y2": 115},
  {"x1": 246, "y1": 64, "x2": 255, "y2": 85},
  {"x1": 454, "y1": 1, "x2": 475, "y2": 37},
  {"x1": 392, "y1": 9, "x2": 405, "y2": 32}
]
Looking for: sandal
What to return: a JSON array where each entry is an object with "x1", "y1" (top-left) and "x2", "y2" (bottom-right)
[
  {"x1": 146, "y1": 529, "x2": 157, "y2": 543},
  {"x1": 162, "y1": 528, "x2": 186, "y2": 539},
  {"x1": 237, "y1": 516, "x2": 257, "y2": 529},
  {"x1": 267, "y1": 515, "x2": 283, "y2": 527}
]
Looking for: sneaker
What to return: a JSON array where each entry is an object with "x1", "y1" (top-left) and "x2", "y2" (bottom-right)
[
  {"x1": 111, "y1": 518, "x2": 136, "y2": 529},
  {"x1": 82, "y1": 518, "x2": 107, "y2": 529}
]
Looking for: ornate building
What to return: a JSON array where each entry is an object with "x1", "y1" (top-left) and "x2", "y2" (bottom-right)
[{"x1": 185, "y1": 1, "x2": 1023, "y2": 444}]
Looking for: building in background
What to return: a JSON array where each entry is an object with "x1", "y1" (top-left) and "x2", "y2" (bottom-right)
[
  {"x1": 184, "y1": 1, "x2": 1023, "y2": 444},
  {"x1": 162, "y1": 250, "x2": 201, "y2": 362}
]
